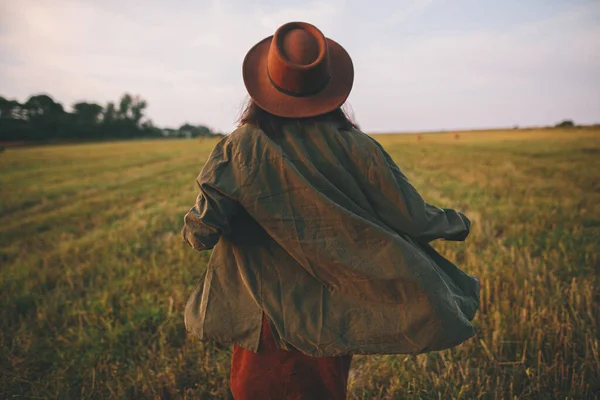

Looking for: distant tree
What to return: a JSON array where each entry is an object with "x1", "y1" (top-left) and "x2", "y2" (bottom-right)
[
  {"x1": 71, "y1": 102, "x2": 104, "y2": 138},
  {"x1": 102, "y1": 94, "x2": 149, "y2": 137},
  {"x1": 0, "y1": 96, "x2": 22, "y2": 119},
  {"x1": 118, "y1": 94, "x2": 133, "y2": 120},
  {"x1": 178, "y1": 123, "x2": 193, "y2": 138},
  {"x1": 194, "y1": 125, "x2": 212, "y2": 137},
  {"x1": 23, "y1": 94, "x2": 66, "y2": 139},
  {"x1": 178, "y1": 123, "x2": 216, "y2": 138},
  {"x1": 555, "y1": 119, "x2": 575, "y2": 128},
  {"x1": 72, "y1": 102, "x2": 104, "y2": 125},
  {"x1": 115, "y1": 93, "x2": 147, "y2": 126},
  {"x1": 104, "y1": 102, "x2": 117, "y2": 124},
  {"x1": 0, "y1": 96, "x2": 29, "y2": 140},
  {"x1": 178, "y1": 123, "x2": 213, "y2": 138},
  {"x1": 130, "y1": 96, "x2": 147, "y2": 127},
  {"x1": 140, "y1": 119, "x2": 162, "y2": 137},
  {"x1": 24, "y1": 94, "x2": 64, "y2": 121}
]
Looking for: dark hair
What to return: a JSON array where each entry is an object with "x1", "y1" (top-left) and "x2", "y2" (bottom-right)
[{"x1": 237, "y1": 97, "x2": 359, "y2": 139}]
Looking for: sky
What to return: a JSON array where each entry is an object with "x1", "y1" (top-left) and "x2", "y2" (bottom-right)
[{"x1": 1, "y1": 0, "x2": 599, "y2": 133}]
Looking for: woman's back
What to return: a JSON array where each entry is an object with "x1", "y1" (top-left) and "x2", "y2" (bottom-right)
[{"x1": 183, "y1": 121, "x2": 479, "y2": 357}]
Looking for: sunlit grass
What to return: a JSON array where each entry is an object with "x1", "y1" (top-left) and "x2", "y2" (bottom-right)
[{"x1": 1, "y1": 128, "x2": 598, "y2": 399}]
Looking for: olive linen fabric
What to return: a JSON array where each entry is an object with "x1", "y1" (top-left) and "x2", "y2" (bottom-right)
[{"x1": 182, "y1": 122, "x2": 480, "y2": 357}]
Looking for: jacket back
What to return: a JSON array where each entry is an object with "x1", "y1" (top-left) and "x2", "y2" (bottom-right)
[{"x1": 182, "y1": 122, "x2": 480, "y2": 356}]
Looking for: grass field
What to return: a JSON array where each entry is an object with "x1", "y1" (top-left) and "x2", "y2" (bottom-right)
[{"x1": 1, "y1": 127, "x2": 599, "y2": 399}]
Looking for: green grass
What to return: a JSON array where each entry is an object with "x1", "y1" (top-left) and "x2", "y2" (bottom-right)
[{"x1": 1, "y1": 128, "x2": 599, "y2": 399}]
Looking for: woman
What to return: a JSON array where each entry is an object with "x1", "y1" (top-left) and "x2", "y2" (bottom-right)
[{"x1": 182, "y1": 21, "x2": 480, "y2": 400}]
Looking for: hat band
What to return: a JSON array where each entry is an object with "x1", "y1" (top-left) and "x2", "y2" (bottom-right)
[{"x1": 266, "y1": 66, "x2": 331, "y2": 98}]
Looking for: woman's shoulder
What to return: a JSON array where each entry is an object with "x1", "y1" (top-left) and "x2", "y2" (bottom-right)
[
  {"x1": 219, "y1": 124, "x2": 266, "y2": 152},
  {"x1": 226, "y1": 123, "x2": 264, "y2": 141},
  {"x1": 214, "y1": 124, "x2": 269, "y2": 167}
]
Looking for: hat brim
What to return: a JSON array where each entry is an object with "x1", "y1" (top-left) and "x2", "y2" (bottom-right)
[{"x1": 242, "y1": 36, "x2": 354, "y2": 118}]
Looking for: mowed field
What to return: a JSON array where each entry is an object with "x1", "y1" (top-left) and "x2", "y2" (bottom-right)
[{"x1": 1, "y1": 127, "x2": 599, "y2": 399}]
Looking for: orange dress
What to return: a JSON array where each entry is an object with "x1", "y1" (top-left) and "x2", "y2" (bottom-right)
[{"x1": 230, "y1": 312, "x2": 353, "y2": 400}]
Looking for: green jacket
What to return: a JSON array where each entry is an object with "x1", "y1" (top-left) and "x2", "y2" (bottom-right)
[{"x1": 182, "y1": 122, "x2": 480, "y2": 356}]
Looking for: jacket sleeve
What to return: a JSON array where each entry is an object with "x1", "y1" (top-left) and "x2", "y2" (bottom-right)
[
  {"x1": 367, "y1": 138, "x2": 470, "y2": 242},
  {"x1": 181, "y1": 137, "x2": 249, "y2": 251}
]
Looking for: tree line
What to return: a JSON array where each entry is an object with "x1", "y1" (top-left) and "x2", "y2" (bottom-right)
[{"x1": 0, "y1": 93, "x2": 224, "y2": 142}]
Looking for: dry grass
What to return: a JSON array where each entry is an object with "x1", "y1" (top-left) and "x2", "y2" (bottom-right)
[{"x1": 1, "y1": 128, "x2": 598, "y2": 399}]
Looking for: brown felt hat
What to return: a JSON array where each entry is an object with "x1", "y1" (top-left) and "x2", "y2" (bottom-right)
[{"x1": 242, "y1": 21, "x2": 354, "y2": 118}]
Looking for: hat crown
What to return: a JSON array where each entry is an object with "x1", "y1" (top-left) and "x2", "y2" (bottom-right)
[
  {"x1": 281, "y1": 28, "x2": 319, "y2": 65},
  {"x1": 267, "y1": 22, "x2": 330, "y2": 96}
]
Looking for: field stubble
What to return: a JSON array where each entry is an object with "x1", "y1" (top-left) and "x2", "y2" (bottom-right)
[{"x1": 1, "y1": 128, "x2": 598, "y2": 399}]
